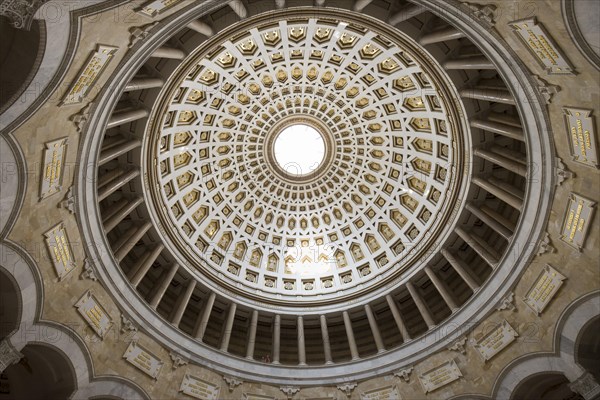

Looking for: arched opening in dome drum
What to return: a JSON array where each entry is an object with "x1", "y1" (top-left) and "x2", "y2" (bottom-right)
[{"x1": 274, "y1": 124, "x2": 326, "y2": 177}]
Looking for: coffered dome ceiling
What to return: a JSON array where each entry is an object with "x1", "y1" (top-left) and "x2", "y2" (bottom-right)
[{"x1": 144, "y1": 13, "x2": 468, "y2": 302}]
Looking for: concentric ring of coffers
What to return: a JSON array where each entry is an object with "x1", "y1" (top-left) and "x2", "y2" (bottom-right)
[{"x1": 143, "y1": 12, "x2": 469, "y2": 302}]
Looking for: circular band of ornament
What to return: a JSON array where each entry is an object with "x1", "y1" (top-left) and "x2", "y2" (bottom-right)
[
  {"x1": 142, "y1": 8, "x2": 471, "y2": 305},
  {"x1": 264, "y1": 115, "x2": 336, "y2": 183}
]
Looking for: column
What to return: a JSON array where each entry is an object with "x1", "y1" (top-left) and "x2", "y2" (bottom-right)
[
  {"x1": 444, "y1": 56, "x2": 494, "y2": 70},
  {"x1": 103, "y1": 196, "x2": 144, "y2": 232},
  {"x1": 101, "y1": 198, "x2": 127, "y2": 221},
  {"x1": 364, "y1": 304, "x2": 385, "y2": 353},
  {"x1": 420, "y1": 26, "x2": 465, "y2": 45},
  {"x1": 0, "y1": 339, "x2": 23, "y2": 372},
  {"x1": 272, "y1": 314, "x2": 281, "y2": 364},
  {"x1": 98, "y1": 169, "x2": 140, "y2": 201},
  {"x1": 406, "y1": 282, "x2": 435, "y2": 329},
  {"x1": 246, "y1": 310, "x2": 259, "y2": 360},
  {"x1": 315, "y1": 0, "x2": 325, "y2": 5},
  {"x1": 320, "y1": 315, "x2": 333, "y2": 364},
  {"x1": 389, "y1": 4, "x2": 424, "y2": 25},
  {"x1": 441, "y1": 249, "x2": 480, "y2": 292},
  {"x1": 474, "y1": 148, "x2": 527, "y2": 177},
  {"x1": 385, "y1": 294, "x2": 411, "y2": 341},
  {"x1": 229, "y1": 0, "x2": 247, "y2": 18},
  {"x1": 424, "y1": 266, "x2": 458, "y2": 312},
  {"x1": 481, "y1": 204, "x2": 517, "y2": 232},
  {"x1": 194, "y1": 292, "x2": 216, "y2": 341},
  {"x1": 353, "y1": 0, "x2": 372, "y2": 11},
  {"x1": 455, "y1": 227, "x2": 499, "y2": 268},
  {"x1": 98, "y1": 138, "x2": 141, "y2": 165},
  {"x1": 150, "y1": 46, "x2": 185, "y2": 60},
  {"x1": 470, "y1": 119, "x2": 524, "y2": 141},
  {"x1": 149, "y1": 263, "x2": 179, "y2": 309},
  {"x1": 472, "y1": 176, "x2": 523, "y2": 210},
  {"x1": 459, "y1": 88, "x2": 516, "y2": 105},
  {"x1": 466, "y1": 202, "x2": 513, "y2": 240},
  {"x1": 488, "y1": 177, "x2": 524, "y2": 199},
  {"x1": 123, "y1": 77, "x2": 164, "y2": 92},
  {"x1": 107, "y1": 109, "x2": 149, "y2": 129},
  {"x1": 568, "y1": 372, "x2": 600, "y2": 400},
  {"x1": 275, "y1": 0, "x2": 285, "y2": 8},
  {"x1": 128, "y1": 244, "x2": 164, "y2": 287},
  {"x1": 114, "y1": 222, "x2": 151, "y2": 262},
  {"x1": 297, "y1": 316, "x2": 306, "y2": 365},
  {"x1": 187, "y1": 19, "x2": 213, "y2": 36},
  {"x1": 111, "y1": 225, "x2": 138, "y2": 255},
  {"x1": 170, "y1": 280, "x2": 196, "y2": 326},
  {"x1": 342, "y1": 311, "x2": 359, "y2": 360},
  {"x1": 220, "y1": 303, "x2": 237, "y2": 352}
]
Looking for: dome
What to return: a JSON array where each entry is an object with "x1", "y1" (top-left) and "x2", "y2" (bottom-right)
[
  {"x1": 1, "y1": 0, "x2": 599, "y2": 399},
  {"x1": 143, "y1": 10, "x2": 469, "y2": 304}
]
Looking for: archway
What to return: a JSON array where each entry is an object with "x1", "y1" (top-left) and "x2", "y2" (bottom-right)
[
  {"x1": 576, "y1": 317, "x2": 600, "y2": 383},
  {"x1": 0, "y1": 344, "x2": 76, "y2": 400},
  {"x1": 510, "y1": 372, "x2": 583, "y2": 400}
]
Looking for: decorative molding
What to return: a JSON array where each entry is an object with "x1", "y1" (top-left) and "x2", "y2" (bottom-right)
[
  {"x1": 447, "y1": 337, "x2": 467, "y2": 354},
  {"x1": 59, "y1": 185, "x2": 76, "y2": 214},
  {"x1": 128, "y1": 22, "x2": 159, "y2": 48},
  {"x1": 70, "y1": 103, "x2": 92, "y2": 134},
  {"x1": 555, "y1": 157, "x2": 574, "y2": 186},
  {"x1": 0, "y1": 0, "x2": 46, "y2": 30},
  {"x1": 569, "y1": 372, "x2": 600, "y2": 400},
  {"x1": 393, "y1": 366, "x2": 413, "y2": 382},
  {"x1": 337, "y1": 382, "x2": 358, "y2": 397},
  {"x1": 496, "y1": 292, "x2": 516, "y2": 312},
  {"x1": 120, "y1": 313, "x2": 138, "y2": 335},
  {"x1": 223, "y1": 375, "x2": 243, "y2": 392},
  {"x1": 533, "y1": 75, "x2": 561, "y2": 104},
  {"x1": 169, "y1": 351, "x2": 188, "y2": 369},
  {"x1": 462, "y1": 2, "x2": 497, "y2": 25},
  {"x1": 536, "y1": 232, "x2": 555, "y2": 256},
  {"x1": 80, "y1": 258, "x2": 98, "y2": 281},
  {"x1": 0, "y1": 339, "x2": 23, "y2": 372},
  {"x1": 280, "y1": 386, "x2": 300, "y2": 399}
]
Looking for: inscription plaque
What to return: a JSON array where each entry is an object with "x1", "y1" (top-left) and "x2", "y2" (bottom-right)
[
  {"x1": 39, "y1": 138, "x2": 68, "y2": 200},
  {"x1": 564, "y1": 108, "x2": 599, "y2": 168},
  {"x1": 138, "y1": 0, "x2": 183, "y2": 17},
  {"x1": 62, "y1": 45, "x2": 118, "y2": 105},
  {"x1": 474, "y1": 320, "x2": 518, "y2": 361},
  {"x1": 560, "y1": 193, "x2": 596, "y2": 250},
  {"x1": 523, "y1": 265, "x2": 566, "y2": 315},
  {"x1": 123, "y1": 340, "x2": 163, "y2": 379},
  {"x1": 243, "y1": 394, "x2": 276, "y2": 400},
  {"x1": 509, "y1": 18, "x2": 575, "y2": 75},
  {"x1": 180, "y1": 374, "x2": 220, "y2": 399},
  {"x1": 44, "y1": 223, "x2": 76, "y2": 280},
  {"x1": 418, "y1": 359, "x2": 462, "y2": 393},
  {"x1": 360, "y1": 385, "x2": 401, "y2": 400},
  {"x1": 75, "y1": 290, "x2": 112, "y2": 338}
]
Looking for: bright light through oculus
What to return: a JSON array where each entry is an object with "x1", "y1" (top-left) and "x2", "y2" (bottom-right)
[{"x1": 274, "y1": 124, "x2": 325, "y2": 176}]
